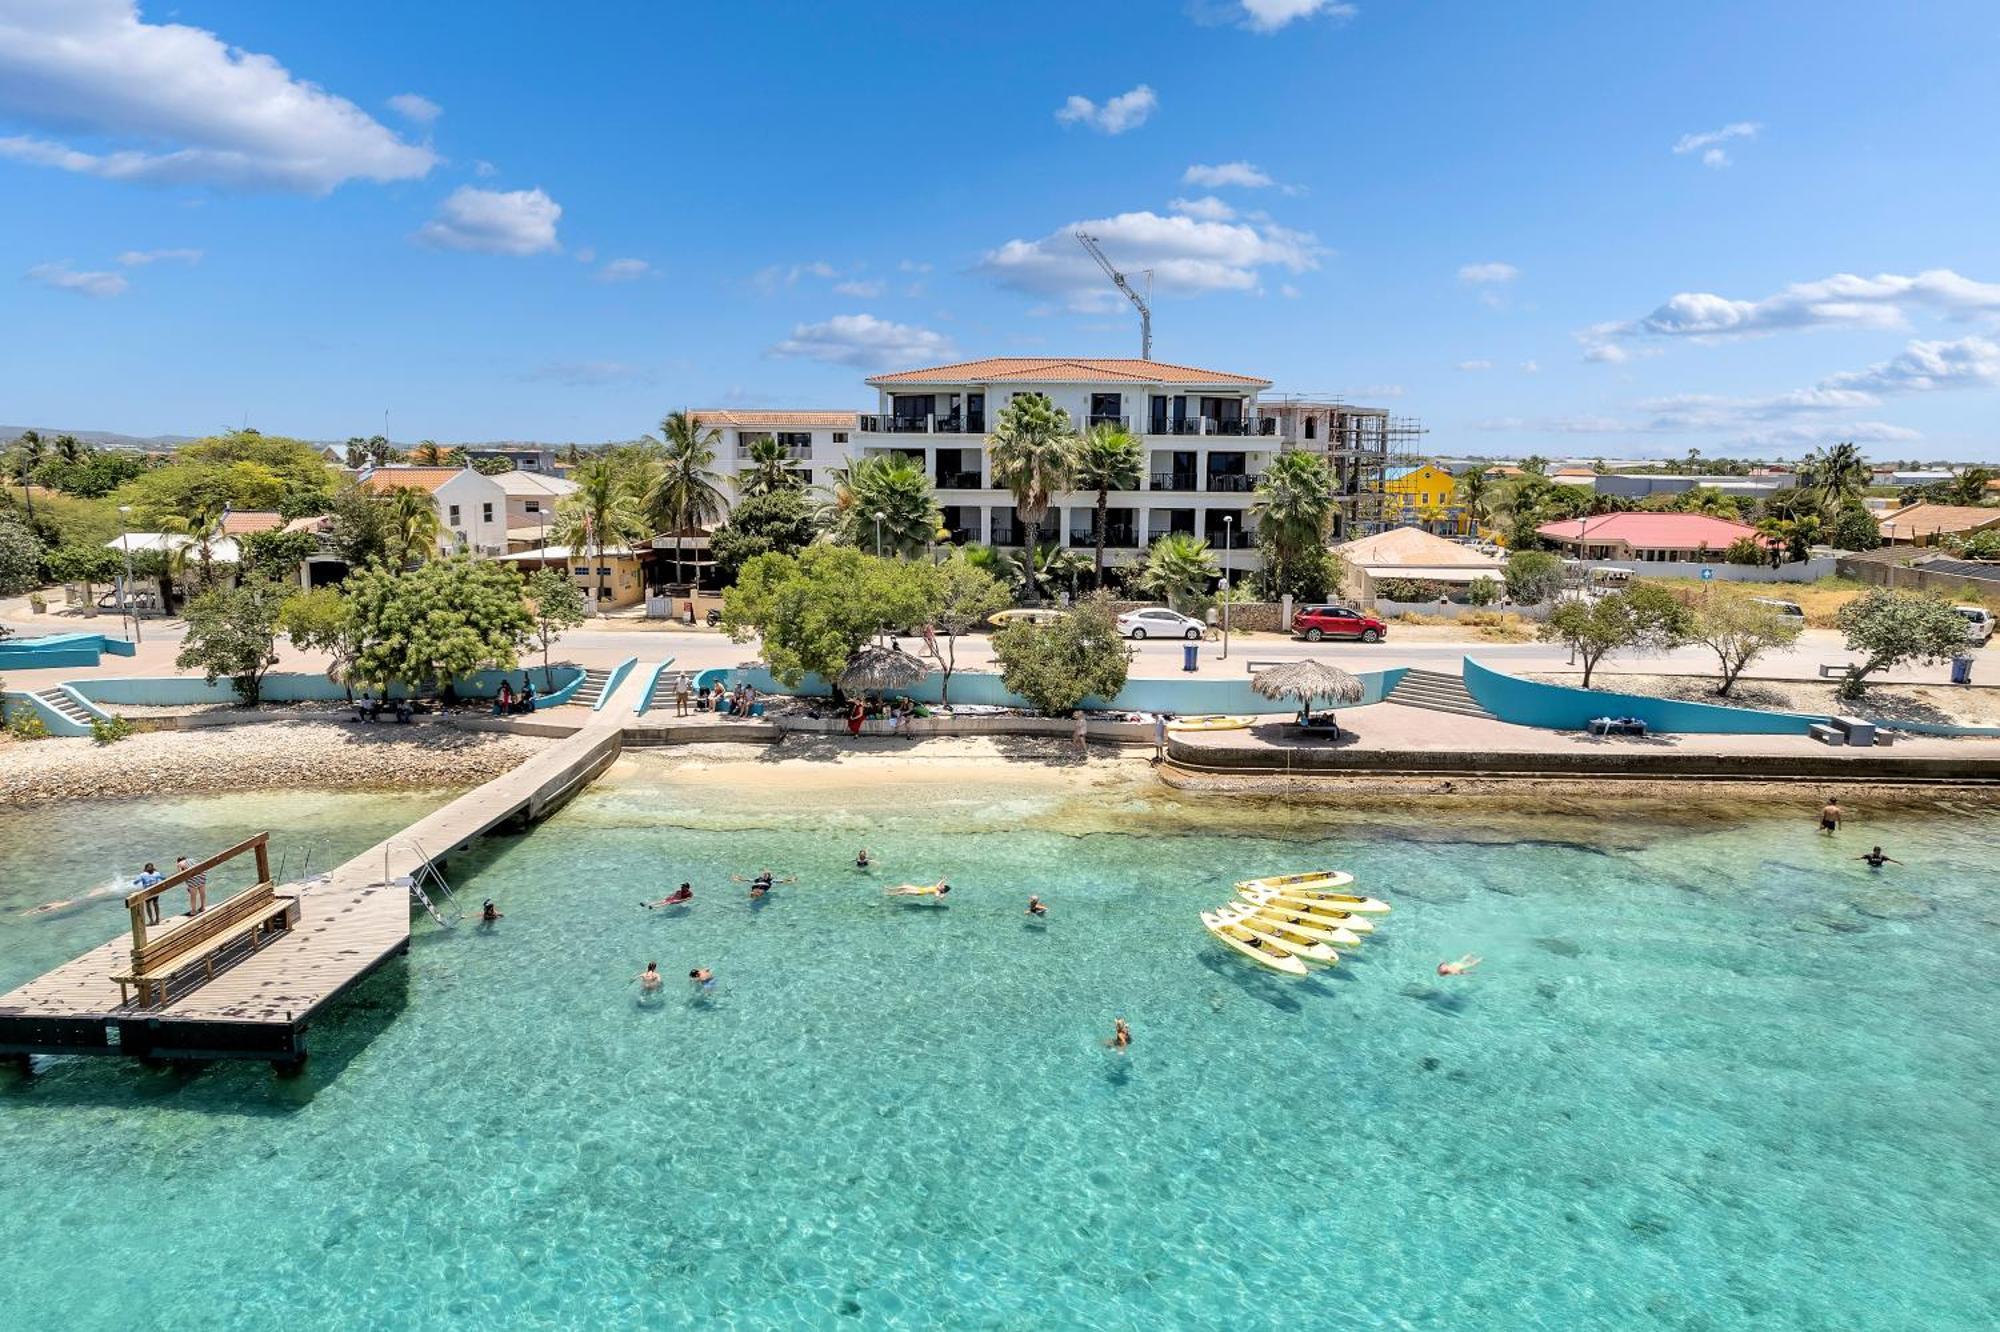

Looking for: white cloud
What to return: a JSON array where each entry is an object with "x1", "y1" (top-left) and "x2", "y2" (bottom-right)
[
  {"x1": 1729, "y1": 421, "x2": 1921, "y2": 451},
  {"x1": 387, "y1": 93, "x2": 441, "y2": 126},
  {"x1": 833, "y1": 279, "x2": 884, "y2": 298},
  {"x1": 596, "y1": 258, "x2": 654, "y2": 283},
  {"x1": 1584, "y1": 342, "x2": 1630, "y2": 364},
  {"x1": 1458, "y1": 261, "x2": 1518, "y2": 285},
  {"x1": 1280, "y1": 284, "x2": 1301, "y2": 299},
  {"x1": 1054, "y1": 85, "x2": 1157, "y2": 135},
  {"x1": 980, "y1": 209, "x2": 1321, "y2": 309},
  {"x1": 25, "y1": 261, "x2": 128, "y2": 297},
  {"x1": 753, "y1": 260, "x2": 841, "y2": 295},
  {"x1": 767, "y1": 314, "x2": 954, "y2": 369},
  {"x1": 116, "y1": 247, "x2": 202, "y2": 266},
  {"x1": 1169, "y1": 195, "x2": 1237, "y2": 222},
  {"x1": 1673, "y1": 121, "x2": 1761, "y2": 159},
  {"x1": 1586, "y1": 269, "x2": 2000, "y2": 355},
  {"x1": 0, "y1": 0, "x2": 436, "y2": 194},
  {"x1": 1182, "y1": 161, "x2": 1274, "y2": 189},
  {"x1": 1520, "y1": 360, "x2": 1540, "y2": 374},
  {"x1": 1821, "y1": 335, "x2": 2000, "y2": 394},
  {"x1": 1636, "y1": 388, "x2": 1882, "y2": 430},
  {"x1": 898, "y1": 260, "x2": 932, "y2": 274},
  {"x1": 416, "y1": 187, "x2": 561, "y2": 256},
  {"x1": 1456, "y1": 359, "x2": 1493, "y2": 371},
  {"x1": 1470, "y1": 415, "x2": 1645, "y2": 435},
  {"x1": 473, "y1": 160, "x2": 498, "y2": 178},
  {"x1": 1237, "y1": 1, "x2": 1358, "y2": 33}
]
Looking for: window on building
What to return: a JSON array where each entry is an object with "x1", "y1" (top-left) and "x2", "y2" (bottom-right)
[
  {"x1": 447, "y1": 504, "x2": 460, "y2": 524},
  {"x1": 1304, "y1": 416, "x2": 1316, "y2": 440},
  {"x1": 832, "y1": 432, "x2": 848, "y2": 444},
  {"x1": 525, "y1": 499, "x2": 540, "y2": 513},
  {"x1": 482, "y1": 502, "x2": 494, "y2": 523}
]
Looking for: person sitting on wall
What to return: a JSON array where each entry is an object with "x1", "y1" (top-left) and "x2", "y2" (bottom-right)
[
  {"x1": 394, "y1": 698, "x2": 413, "y2": 724},
  {"x1": 494, "y1": 680, "x2": 514, "y2": 716},
  {"x1": 519, "y1": 681, "x2": 537, "y2": 714}
]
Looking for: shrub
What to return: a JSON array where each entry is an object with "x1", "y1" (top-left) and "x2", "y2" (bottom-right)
[
  {"x1": 89, "y1": 715, "x2": 134, "y2": 745},
  {"x1": 1464, "y1": 577, "x2": 1499, "y2": 607},
  {"x1": 1503, "y1": 550, "x2": 1565, "y2": 603},
  {"x1": 991, "y1": 594, "x2": 1129, "y2": 714},
  {"x1": 5, "y1": 705, "x2": 49, "y2": 740}
]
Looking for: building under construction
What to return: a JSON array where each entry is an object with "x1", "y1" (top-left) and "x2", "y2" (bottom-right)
[{"x1": 1259, "y1": 397, "x2": 1427, "y2": 540}]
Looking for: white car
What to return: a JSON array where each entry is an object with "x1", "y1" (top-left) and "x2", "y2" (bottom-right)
[
  {"x1": 1954, "y1": 605, "x2": 1994, "y2": 646},
  {"x1": 1116, "y1": 607, "x2": 1207, "y2": 640}
]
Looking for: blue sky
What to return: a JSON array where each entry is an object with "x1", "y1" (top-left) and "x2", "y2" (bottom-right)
[{"x1": 3, "y1": 0, "x2": 1998, "y2": 461}]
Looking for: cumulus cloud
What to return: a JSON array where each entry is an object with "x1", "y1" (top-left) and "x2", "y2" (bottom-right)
[
  {"x1": 980, "y1": 210, "x2": 1321, "y2": 310},
  {"x1": 1730, "y1": 421, "x2": 1922, "y2": 451},
  {"x1": 1054, "y1": 85, "x2": 1157, "y2": 134},
  {"x1": 1584, "y1": 342, "x2": 1630, "y2": 364},
  {"x1": 1673, "y1": 121, "x2": 1760, "y2": 168},
  {"x1": 25, "y1": 260, "x2": 127, "y2": 297},
  {"x1": 1520, "y1": 360, "x2": 1540, "y2": 374},
  {"x1": 596, "y1": 258, "x2": 654, "y2": 283},
  {"x1": 1236, "y1": 1, "x2": 1358, "y2": 33},
  {"x1": 0, "y1": 0, "x2": 436, "y2": 193},
  {"x1": 768, "y1": 314, "x2": 954, "y2": 368},
  {"x1": 833, "y1": 279, "x2": 884, "y2": 298},
  {"x1": 116, "y1": 247, "x2": 202, "y2": 266},
  {"x1": 753, "y1": 260, "x2": 841, "y2": 295},
  {"x1": 387, "y1": 93, "x2": 441, "y2": 125},
  {"x1": 1182, "y1": 161, "x2": 1274, "y2": 189},
  {"x1": 1169, "y1": 195, "x2": 1237, "y2": 222},
  {"x1": 1583, "y1": 269, "x2": 2000, "y2": 357},
  {"x1": 416, "y1": 187, "x2": 561, "y2": 255},
  {"x1": 1821, "y1": 336, "x2": 2000, "y2": 394},
  {"x1": 1458, "y1": 262, "x2": 1518, "y2": 285},
  {"x1": 1456, "y1": 359, "x2": 1493, "y2": 371}
]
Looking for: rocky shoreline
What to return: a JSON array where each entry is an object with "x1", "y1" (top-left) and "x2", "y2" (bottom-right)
[{"x1": 0, "y1": 720, "x2": 548, "y2": 807}]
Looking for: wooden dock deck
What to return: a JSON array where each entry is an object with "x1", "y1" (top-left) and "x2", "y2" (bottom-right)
[{"x1": 0, "y1": 720, "x2": 625, "y2": 1069}]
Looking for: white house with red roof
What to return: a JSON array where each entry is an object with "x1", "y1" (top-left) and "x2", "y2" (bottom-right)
[{"x1": 1536, "y1": 512, "x2": 1766, "y2": 562}]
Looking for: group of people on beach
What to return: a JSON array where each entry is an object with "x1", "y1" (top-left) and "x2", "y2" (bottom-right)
[{"x1": 491, "y1": 678, "x2": 538, "y2": 716}]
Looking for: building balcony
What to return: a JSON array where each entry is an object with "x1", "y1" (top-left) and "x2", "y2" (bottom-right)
[
  {"x1": 936, "y1": 470, "x2": 984, "y2": 490},
  {"x1": 1205, "y1": 473, "x2": 1264, "y2": 493},
  {"x1": 1150, "y1": 471, "x2": 1198, "y2": 491},
  {"x1": 1141, "y1": 417, "x2": 1276, "y2": 438},
  {"x1": 1086, "y1": 414, "x2": 1130, "y2": 431},
  {"x1": 1069, "y1": 527, "x2": 1138, "y2": 550},
  {"x1": 734, "y1": 446, "x2": 810, "y2": 461},
  {"x1": 988, "y1": 523, "x2": 1024, "y2": 547},
  {"x1": 944, "y1": 526, "x2": 979, "y2": 545},
  {"x1": 858, "y1": 413, "x2": 982, "y2": 435}
]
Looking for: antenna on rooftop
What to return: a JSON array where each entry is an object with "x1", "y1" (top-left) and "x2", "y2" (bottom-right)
[{"x1": 1076, "y1": 231, "x2": 1152, "y2": 359}]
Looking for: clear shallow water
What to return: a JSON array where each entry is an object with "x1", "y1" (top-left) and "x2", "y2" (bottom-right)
[{"x1": 0, "y1": 768, "x2": 1994, "y2": 1330}]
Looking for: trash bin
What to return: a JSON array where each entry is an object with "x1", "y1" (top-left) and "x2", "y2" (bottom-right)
[
  {"x1": 1951, "y1": 654, "x2": 1974, "y2": 685},
  {"x1": 1182, "y1": 643, "x2": 1199, "y2": 673}
]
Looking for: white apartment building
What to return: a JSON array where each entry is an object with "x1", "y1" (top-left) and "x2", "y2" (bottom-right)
[
  {"x1": 359, "y1": 464, "x2": 577, "y2": 557},
  {"x1": 696, "y1": 408, "x2": 858, "y2": 495}
]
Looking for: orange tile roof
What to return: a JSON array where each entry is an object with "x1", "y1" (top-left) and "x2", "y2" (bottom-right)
[
  {"x1": 1877, "y1": 503, "x2": 2000, "y2": 539},
  {"x1": 689, "y1": 409, "x2": 859, "y2": 429},
  {"x1": 357, "y1": 466, "x2": 463, "y2": 494},
  {"x1": 866, "y1": 357, "x2": 1270, "y2": 387},
  {"x1": 219, "y1": 510, "x2": 285, "y2": 535}
]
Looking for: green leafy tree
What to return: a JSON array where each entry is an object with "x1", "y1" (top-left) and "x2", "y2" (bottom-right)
[
  {"x1": 1072, "y1": 423, "x2": 1144, "y2": 582},
  {"x1": 1252, "y1": 449, "x2": 1336, "y2": 596},
  {"x1": 1826, "y1": 504, "x2": 1882, "y2": 552},
  {"x1": 914, "y1": 552, "x2": 1011, "y2": 704},
  {"x1": 1538, "y1": 583, "x2": 1694, "y2": 688},
  {"x1": 1948, "y1": 466, "x2": 1994, "y2": 506},
  {"x1": 0, "y1": 513, "x2": 42, "y2": 595},
  {"x1": 159, "y1": 494, "x2": 228, "y2": 588},
  {"x1": 720, "y1": 546, "x2": 934, "y2": 689},
  {"x1": 1723, "y1": 536, "x2": 1767, "y2": 566},
  {"x1": 278, "y1": 585, "x2": 362, "y2": 699},
  {"x1": 34, "y1": 447, "x2": 146, "y2": 498},
  {"x1": 5, "y1": 431, "x2": 46, "y2": 527},
  {"x1": 524, "y1": 567, "x2": 588, "y2": 690},
  {"x1": 1755, "y1": 513, "x2": 1822, "y2": 566},
  {"x1": 1689, "y1": 592, "x2": 1804, "y2": 696},
  {"x1": 991, "y1": 594, "x2": 1129, "y2": 714},
  {"x1": 985, "y1": 392, "x2": 1077, "y2": 529},
  {"x1": 347, "y1": 558, "x2": 534, "y2": 696},
  {"x1": 410, "y1": 441, "x2": 448, "y2": 465},
  {"x1": 711, "y1": 488, "x2": 817, "y2": 583},
  {"x1": 176, "y1": 575, "x2": 289, "y2": 703},
  {"x1": 1502, "y1": 549, "x2": 1565, "y2": 603},
  {"x1": 240, "y1": 528, "x2": 318, "y2": 582},
  {"x1": 1946, "y1": 527, "x2": 2000, "y2": 560},
  {"x1": 554, "y1": 457, "x2": 649, "y2": 607},
  {"x1": 737, "y1": 437, "x2": 805, "y2": 497},
  {"x1": 1833, "y1": 588, "x2": 1971, "y2": 699},
  {"x1": 1137, "y1": 532, "x2": 1218, "y2": 611},
  {"x1": 327, "y1": 481, "x2": 390, "y2": 568},
  {"x1": 647, "y1": 410, "x2": 727, "y2": 584},
  {"x1": 472, "y1": 454, "x2": 516, "y2": 476},
  {"x1": 831, "y1": 454, "x2": 942, "y2": 557},
  {"x1": 1454, "y1": 468, "x2": 1495, "y2": 536},
  {"x1": 43, "y1": 543, "x2": 123, "y2": 607}
]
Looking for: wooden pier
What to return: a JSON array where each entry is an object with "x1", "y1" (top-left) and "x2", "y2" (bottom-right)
[{"x1": 0, "y1": 725, "x2": 623, "y2": 1071}]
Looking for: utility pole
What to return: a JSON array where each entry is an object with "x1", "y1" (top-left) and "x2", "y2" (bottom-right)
[{"x1": 1076, "y1": 232, "x2": 1152, "y2": 359}]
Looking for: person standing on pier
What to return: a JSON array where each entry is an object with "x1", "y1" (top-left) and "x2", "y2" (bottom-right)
[
  {"x1": 133, "y1": 863, "x2": 163, "y2": 924},
  {"x1": 175, "y1": 855, "x2": 207, "y2": 915}
]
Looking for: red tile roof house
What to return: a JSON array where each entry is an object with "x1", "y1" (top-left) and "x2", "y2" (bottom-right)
[{"x1": 1536, "y1": 512, "x2": 1769, "y2": 562}]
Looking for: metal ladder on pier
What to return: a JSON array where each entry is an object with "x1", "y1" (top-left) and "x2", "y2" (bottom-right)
[{"x1": 388, "y1": 839, "x2": 462, "y2": 927}]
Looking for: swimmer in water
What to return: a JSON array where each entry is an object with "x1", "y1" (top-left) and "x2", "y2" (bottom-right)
[
  {"x1": 634, "y1": 962, "x2": 663, "y2": 995},
  {"x1": 480, "y1": 899, "x2": 503, "y2": 925},
  {"x1": 643, "y1": 883, "x2": 694, "y2": 909},
  {"x1": 1856, "y1": 847, "x2": 1901, "y2": 869},
  {"x1": 855, "y1": 848, "x2": 872, "y2": 869},
  {"x1": 1818, "y1": 796, "x2": 1843, "y2": 835},
  {"x1": 1109, "y1": 1018, "x2": 1131, "y2": 1051},
  {"x1": 689, "y1": 967, "x2": 715, "y2": 991},
  {"x1": 1437, "y1": 954, "x2": 1481, "y2": 977},
  {"x1": 886, "y1": 879, "x2": 949, "y2": 901},
  {"x1": 1026, "y1": 896, "x2": 1048, "y2": 917}
]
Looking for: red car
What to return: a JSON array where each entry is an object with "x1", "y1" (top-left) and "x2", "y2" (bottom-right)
[{"x1": 1291, "y1": 605, "x2": 1387, "y2": 643}]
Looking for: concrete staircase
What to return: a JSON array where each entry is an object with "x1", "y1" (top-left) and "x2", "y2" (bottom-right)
[
  {"x1": 35, "y1": 688, "x2": 100, "y2": 728},
  {"x1": 567, "y1": 666, "x2": 616, "y2": 710},
  {"x1": 1385, "y1": 669, "x2": 1494, "y2": 721},
  {"x1": 640, "y1": 667, "x2": 684, "y2": 715}
]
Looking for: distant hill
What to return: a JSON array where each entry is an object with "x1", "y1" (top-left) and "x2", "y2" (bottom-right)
[{"x1": 0, "y1": 425, "x2": 202, "y2": 451}]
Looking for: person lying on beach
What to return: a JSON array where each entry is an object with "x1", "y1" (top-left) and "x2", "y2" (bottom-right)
[
  {"x1": 886, "y1": 880, "x2": 950, "y2": 899},
  {"x1": 643, "y1": 884, "x2": 694, "y2": 909},
  {"x1": 634, "y1": 962, "x2": 662, "y2": 994},
  {"x1": 1026, "y1": 896, "x2": 1048, "y2": 917},
  {"x1": 1437, "y1": 954, "x2": 1481, "y2": 976},
  {"x1": 1857, "y1": 847, "x2": 1901, "y2": 869}
]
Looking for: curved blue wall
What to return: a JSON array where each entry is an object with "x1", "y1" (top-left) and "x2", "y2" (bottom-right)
[
  {"x1": 1462, "y1": 658, "x2": 1824, "y2": 735},
  {"x1": 0, "y1": 631, "x2": 137, "y2": 668},
  {"x1": 70, "y1": 666, "x2": 586, "y2": 710}
]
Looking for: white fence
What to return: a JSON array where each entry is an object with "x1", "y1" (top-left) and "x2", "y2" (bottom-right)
[
  {"x1": 1565, "y1": 557, "x2": 1837, "y2": 583},
  {"x1": 1374, "y1": 598, "x2": 1549, "y2": 620}
]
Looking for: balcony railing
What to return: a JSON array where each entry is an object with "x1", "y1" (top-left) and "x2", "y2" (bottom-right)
[
  {"x1": 1140, "y1": 416, "x2": 1276, "y2": 437},
  {"x1": 1069, "y1": 527, "x2": 1138, "y2": 550},
  {"x1": 988, "y1": 524, "x2": 1024, "y2": 547},
  {"x1": 1205, "y1": 473, "x2": 1264, "y2": 493},
  {"x1": 734, "y1": 446, "x2": 810, "y2": 461},
  {"x1": 1086, "y1": 414, "x2": 1130, "y2": 430},
  {"x1": 936, "y1": 470, "x2": 984, "y2": 490},
  {"x1": 1150, "y1": 471, "x2": 1198, "y2": 491},
  {"x1": 858, "y1": 414, "x2": 983, "y2": 434},
  {"x1": 945, "y1": 526, "x2": 978, "y2": 545}
]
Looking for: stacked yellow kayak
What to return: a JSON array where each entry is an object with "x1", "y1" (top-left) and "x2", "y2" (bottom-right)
[{"x1": 1198, "y1": 869, "x2": 1391, "y2": 976}]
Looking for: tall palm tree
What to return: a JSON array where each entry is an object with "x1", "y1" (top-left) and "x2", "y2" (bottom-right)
[
  {"x1": 1454, "y1": 468, "x2": 1494, "y2": 536},
  {"x1": 1252, "y1": 450, "x2": 1336, "y2": 594},
  {"x1": 53, "y1": 434, "x2": 87, "y2": 465},
  {"x1": 1798, "y1": 442, "x2": 1869, "y2": 517},
  {"x1": 986, "y1": 393, "x2": 1077, "y2": 536},
  {"x1": 998, "y1": 541, "x2": 1087, "y2": 603},
  {"x1": 9, "y1": 430, "x2": 46, "y2": 526},
  {"x1": 646, "y1": 411, "x2": 727, "y2": 584},
  {"x1": 160, "y1": 494, "x2": 227, "y2": 588},
  {"x1": 555, "y1": 458, "x2": 650, "y2": 609},
  {"x1": 737, "y1": 436, "x2": 803, "y2": 497},
  {"x1": 410, "y1": 440, "x2": 448, "y2": 465},
  {"x1": 839, "y1": 454, "x2": 942, "y2": 557},
  {"x1": 1071, "y1": 423, "x2": 1144, "y2": 583},
  {"x1": 1138, "y1": 533, "x2": 1219, "y2": 612},
  {"x1": 383, "y1": 487, "x2": 442, "y2": 568}
]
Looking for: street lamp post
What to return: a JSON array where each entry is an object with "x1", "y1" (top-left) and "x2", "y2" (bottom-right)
[
  {"x1": 116, "y1": 504, "x2": 141, "y2": 645},
  {"x1": 1220, "y1": 514, "x2": 1233, "y2": 660},
  {"x1": 873, "y1": 510, "x2": 886, "y2": 558}
]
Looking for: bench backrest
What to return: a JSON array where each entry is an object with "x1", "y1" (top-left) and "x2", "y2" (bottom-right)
[{"x1": 129, "y1": 882, "x2": 280, "y2": 976}]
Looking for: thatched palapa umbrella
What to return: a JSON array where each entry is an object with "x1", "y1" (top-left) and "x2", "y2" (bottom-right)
[
  {"x1": 1251, "y1": 659, "x2": 1365, "y2": 732},
  {"x1": 837, "y1": 645, "x2": 930, "y2": 699}
]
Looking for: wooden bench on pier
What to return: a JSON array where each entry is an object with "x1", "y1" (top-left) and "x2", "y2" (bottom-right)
[{"x1": 109, "y1": 834, "x2": 301, "y2": 1009}]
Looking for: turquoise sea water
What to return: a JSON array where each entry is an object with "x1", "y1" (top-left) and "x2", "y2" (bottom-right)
[{"x1": 0, "y1": 764, "x2": 1994, "y2": 1330}]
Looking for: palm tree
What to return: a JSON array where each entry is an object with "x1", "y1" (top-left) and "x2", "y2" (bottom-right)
[
  {"x1": 1798, "y1": 442, "x2": 1868, "y2": 516},
  {"x1": 383, "y1": 487, "x2": 442, "y2": 568},
  {"x1": 160, "y1": 494, "x2": 227, "y2": 588},
  {"x1": 9, "y1": 430, "x2": 45, "y2": 526},
  {"x1": 986, "y1": 393, "x2": 1077, "y2": 531},
  {"x1": 53, "y1": 434, "x2": 87, "y2": 465},
  {"x1": 840, "y1": 454, "x2": 942, "y2": 557},
  {"x1": 1252, "y1": 450, "x2": 1336, "y2": 594},
  {"x1": 1071, "y1": 423, "x2": 1144, "y2": 583},
  {"x1": 998, "y1": 541, "x2": 1087, "y2": 603},
  {"x1": 410, "y1": 440, "x2": 448, "y2": 465},
  {"x1": 555, "y1": 458, "x2": 650, "y2": 609},
  {"x1": 1454, "y1": 469, "x2": 1495, "y2": 536},
  {"x1": 738, "y1": 436, "x2": 803, "y2": 498},
  {"x1": 646, "y1": 411, "x2": 727, "y2": 585},
  {"x1": 1137, "y1": 532, "x2": 1218, "y2": 612}
]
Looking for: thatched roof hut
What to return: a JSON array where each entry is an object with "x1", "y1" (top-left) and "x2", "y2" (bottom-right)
[
  {"x1": 837, "y1": 645, "x2": 930, "y2": 696},
  {"x1": 1250, "y1": 659, "x2": 1364, "y2": 709}
]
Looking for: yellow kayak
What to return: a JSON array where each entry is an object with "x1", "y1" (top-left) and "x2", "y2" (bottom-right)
[
  {"x1": 1213, "y1": 906, "x2": 1338, "y2": 964},
  {"x1": 1200, "y1": 911, "x2": 1309, "y2": 976},
  {"x1": 1236, "y1": 888, "x2": 1377, "y2": 933},
  {"x1": 1224, "y1": 903, "x2": 1363, "y2": 949},
  {"x1": 1168, "y1": 715, "x2": 1256, "y2": 732},
  {"x1": 1236, "y1": 870, "x2": 1356, "y2": 893}
]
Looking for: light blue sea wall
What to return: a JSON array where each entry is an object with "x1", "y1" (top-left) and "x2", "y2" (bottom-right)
[
  {"x1": 695, "y1": 663, "x2": 1406, "y2": 714},
  {"x1": 0, "y1": 632, "x2": 137, "y2": 668},
  {"x1": 71, "y1": 666, "x2": 586, "y2": 711},
  {"x1": 1463, "y1": 658, "x2": 1824, "y2": 735}
]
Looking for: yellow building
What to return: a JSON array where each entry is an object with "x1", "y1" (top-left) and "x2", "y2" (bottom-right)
[{"x1": 1383, "y1": 464, "x2": 1469, "y2": 534}]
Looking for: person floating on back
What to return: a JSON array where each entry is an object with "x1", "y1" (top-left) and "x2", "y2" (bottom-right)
[
  {"x1": 886, "y1": 879, "x2": 950, "y2": 902},
  {"x1": 1437, "y1": 953, "x2": 1481, "y2": 977},
  {"x1": 1857, "y1": 847, "x2": 1901, "y2": 870}
]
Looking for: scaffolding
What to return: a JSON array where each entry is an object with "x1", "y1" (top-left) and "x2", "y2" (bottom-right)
[{"x1": 1261, "y1": 395, "x2": 1427, "y2": 540}]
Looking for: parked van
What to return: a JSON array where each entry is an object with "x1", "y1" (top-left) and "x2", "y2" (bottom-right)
[
  {"x1": 1749, "y1": 597, "x2": 1806, "y2": 620},
  {"x1": 1953, "y1": 605, "x2": 1994, "y2": 646}
]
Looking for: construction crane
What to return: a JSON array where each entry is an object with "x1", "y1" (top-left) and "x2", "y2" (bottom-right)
[{"x1": 1075, "y1": 231, "x2": 1152, "y2": 359}]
